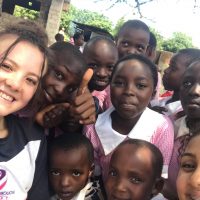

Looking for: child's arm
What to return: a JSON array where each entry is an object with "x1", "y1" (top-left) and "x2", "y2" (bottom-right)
[
  {"x1": 70, "y1": 69, "x2": 96, "y2": 125},
  {"x1": 70, "y1": 89, "x2": 96, "y2": 125},
  {"x1": 35, "y1": 69, "x2": 96, "y2": 127},
  {"x1": 35, "y1": 103, "x2": 70, "y2": 128}
]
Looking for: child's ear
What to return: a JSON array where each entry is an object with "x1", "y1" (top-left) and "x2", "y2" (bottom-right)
[
  {"x1": 152, "y1": 177, "x2": 164, "y2": 197},
  {"x1": 88, "y1": 163, "x2": 95, "y2": 178}
]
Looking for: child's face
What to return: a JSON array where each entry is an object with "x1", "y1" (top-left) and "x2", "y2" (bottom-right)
[
  {"x1": 176, "y1": 134, "x2": 200, "y2": 200},
  {"x1": 106, "y1": 144, "x2": 156, "y2": 200},
  {"x1": 180, "y1": 62, "x2": 200, "y2": 119},
  {"x1": 49, "y1": 146, "x2": 93, "y2": 200},
  {"x1": 43, "y1": 62, "x2": 80, "y2": 104},
  {"x1": 117, "y1": 28, "x2": 149, "y2": 59},
  {"x1": 163, "y1": 54, "x2": 188, "y2": 91},
  {"x1": 85, "y1": 41, "x2": 118, "y2": 91},
  {"x1": 75, "y1": 35, "x2": 84, "y2": 47},
  {"x1": 0, "y1": 34, "x2": 44, "y2": 116},
  {"x1": 111, "y1": 59, "x2": 154, "y2": 120}
]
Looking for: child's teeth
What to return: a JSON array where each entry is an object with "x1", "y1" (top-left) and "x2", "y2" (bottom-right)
[{"x1": 0, "y1": 92, "x2": 14, "y2": 102}]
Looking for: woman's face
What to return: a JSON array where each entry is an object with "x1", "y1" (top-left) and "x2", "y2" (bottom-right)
[
  {"x1": 177, "y1": 134, "x2": 200, "y2": 200},
  {"x1": 0, "y1": 34, "x2": 44, "y2": 116}
]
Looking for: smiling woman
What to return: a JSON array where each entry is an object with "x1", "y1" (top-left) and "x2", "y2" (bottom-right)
[{"x1": 0, "y1": 20, "x2": 49, "y2": 199}]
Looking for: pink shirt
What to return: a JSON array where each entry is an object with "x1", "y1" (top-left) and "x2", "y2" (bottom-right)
[
  {"x1": 83, "y1": 107, "x2": 174, "y2": 182},
  {"x1": 92, "y1": 85, "x2": 112, "y2": 112},
  {"x1": 168, "y1": 116, "x2": 189, "y2": 192}
]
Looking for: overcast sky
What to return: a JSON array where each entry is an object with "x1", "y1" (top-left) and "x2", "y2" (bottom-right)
[{"x1": 71, "y1": 0, "x2": 200, "y2": 47}]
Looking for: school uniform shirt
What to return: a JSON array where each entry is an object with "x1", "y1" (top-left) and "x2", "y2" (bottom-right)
[
  {"x1": 0, "y1": 114, "x2": 49, "y2": 200},
  {"x1": 50, "y1": 180, "x2": 104, "y2": 200},
  {"x1": 150, "y1": 96, "x2": 182, "y2": 120},
  {"x1": 92, "y1": 85, "x2": 112, "y2": 112},
  {"x1": 168, "y1": 116, "x2": 189, "y2": 194},
  {"x1": 83, "y1": 106, "x2": 174, "y2": 181}
]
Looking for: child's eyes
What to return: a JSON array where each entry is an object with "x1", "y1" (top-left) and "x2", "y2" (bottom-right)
[
  {"x1": 88, "y1": 63, "x2": 98, "y2": 69},
  {"x1": 136, "y1": 83, "x2": 147, "y2": 89},
  {"x1": 121, "y1": 41, "x2": 129, "y2": 47},
  {"x1": 136, "y1": 45, "x2": 145, "y2": 52},
  {"x1": 72, "y1": 171, "x2": 81, "y2": 177},
  {"x1": 108, "y1": 169, "x2": 117, "y2": 177},
  {"x1": 0, "y1": 63, "x2": 13, "y2": 72},
  {"x1": 107, "y1": 65, "x2": 114, "y2": 71},
  {"x1": 50, "y1": 170, "x2": 60, "y2": 176},
  {"x1": 54, "y1": 70, "x2": 64, "y2": 80},
  {"x1": 26, "y1": 77, "x2": 38, "y2": 86},
  {"x1": 182, "y1": 80, "x2": 192, "y2": 88},
  {"x1": 130, "y1": 176, "x2": 143, "y2": 184},
  {"x1": 67, "y1": 86, "x2": 77, "y2": 94},
  {"x1": 112, "y1": 80, "x2": 125, "y2": 87}
]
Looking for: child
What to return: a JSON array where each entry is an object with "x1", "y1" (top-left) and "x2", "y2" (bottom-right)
[
  {"x1": 73, "y1": 32, "x2": 85, "y2": 52},
  {"x1": 83, "y1": 36, "x2": 118, "y2": 111},
  {"x1": 116, "y1": 20, "x2": 162, "y2": 102},
  {"x1": 0, "y1": 20, "x2": 49, "y2": 199},
  {"x1": 116, "y1": 19, "x2": 150, "y2": 58},
  {"x1": 84, "y1": 54, "x2": 174, "y2": 183},
  {"x1": 146, "y1": 31, "x2": 162, "y2": 100},
  {"x1": 176, "y1": 134, "x2": 200, "y2": 200},
  {"x1": 151, "y1": 48, "x2": 200, "y2": 119},
  {"x1": 33, "y1": 42, "x2": 96, "y2": 128},
  {"x1": 106, "y1": 139, "x2": 164, "y2": 200},
  {"x1": 167, "y1": 59, "x2": 200, "y2": 199},
  {"x1": 48, "y1": 133, "x2": 104, "y2": 200}
]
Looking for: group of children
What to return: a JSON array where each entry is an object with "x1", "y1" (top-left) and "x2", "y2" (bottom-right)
[{"x1": 1, "y1": 17, "x2": 200, "y2": 200}]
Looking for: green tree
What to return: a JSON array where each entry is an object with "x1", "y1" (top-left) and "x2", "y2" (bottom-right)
[
  {"x1": 60, "y1": 5, "x2": 113, "y2": 37},
  {"x1": 161, "y1": 32, "x2": 194, "y2": 53},
  {"x1": 13, "y1": 5, "x2": 39, "y2": 20},
  {"x1": 112, "y1": 17, "x2": 126, "y2": 38}
]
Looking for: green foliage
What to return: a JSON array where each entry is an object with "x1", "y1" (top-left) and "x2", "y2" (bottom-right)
[
  {"x1": 13, "y1": 5, "x2": 39, "y2": 20},
  {"x1": 60, "y1": 5, "x2": 113, "y2": 37},
  {"x1": 161, "y1": 32, "x2": 194, "y2": 53},
  {"x1": 112, "y1": 17, "x2": 126, "y2": 38}
]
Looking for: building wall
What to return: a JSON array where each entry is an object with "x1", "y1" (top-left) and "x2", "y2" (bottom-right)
[{"x1": 0, "y1": 0, "x2": 70, "y2": 44}]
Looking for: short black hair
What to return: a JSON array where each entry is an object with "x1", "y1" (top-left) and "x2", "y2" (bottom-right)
[
  {"x1": 117, "y1": 19, "x2": 150, "y2": 39},
  {"x1": 49, "y1": 133, "x2": 94, "y2": 165},
  {"x1": 112, "y1": 54, "x2": 158, "y2": 90},
  {"x1": 149, "y1": 32, "x2": 157, "y2": 49},
  {"x1": 117, "y1": 139, "x2": 163, "y2": 179},
  {"x1": 177, "y1": 48, "x2": 200, "y2": 67},
  {"x1": 83, "y1": 35, "x2": 117, "y2": 56},
  {"x1": 55, "y1": 33, "x2": 64, "y2": 42},
  {"x1": 49, "y1": 41, "x2": 87, "y2": 77},
  {"x1": 73, "y1": 32, "x2": 84, "y2": 41}
]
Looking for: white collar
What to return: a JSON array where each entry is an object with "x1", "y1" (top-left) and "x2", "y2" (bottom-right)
[
  {"x1": 165, "y1": 100, "x2": 182, "y2": 116},
  {"x1": 151, "y1": 97, "x2": 182, "y2": 116},
  {"x1": 95, "y1": 107, "x2": 162, "y2": 155},
  {"x1": 175, "y1": 116, "x2": 189, "y2": 139}
]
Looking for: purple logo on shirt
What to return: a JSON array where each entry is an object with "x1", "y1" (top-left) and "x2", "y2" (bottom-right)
[{"x1": 0, "y1": 169, "x2": 7, "y2": 190}]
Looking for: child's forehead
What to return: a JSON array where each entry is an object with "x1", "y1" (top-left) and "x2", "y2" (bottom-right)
[
  {"x1": 185, "y1": 61, "x2": 200, "y2": 74},
  {"x1": 51, "y1": 146, "x2": 89, "y2": 161},
  {"x1": 115, "y1": 59, "x2": 151, "y2": 74},
  {"x1": 120, "y1": 27, "x2": 149, "y2": 37},
  {"x1": 112, "y1": 144, "x2": 154, "y2": 168}
]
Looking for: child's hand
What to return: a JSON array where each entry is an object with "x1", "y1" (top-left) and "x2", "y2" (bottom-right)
[
  {"x1": 35, "y1": 103, "x2": 70, "y2": 128},
  {"x1": 70, "y1": 88, "x2": 96, "y2": 125},
  {"x1": 43, "y1": 104, "x2": 70, "y2": 128}
]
